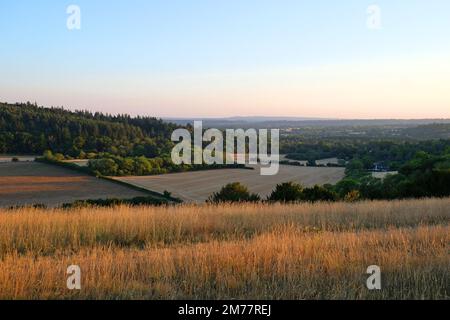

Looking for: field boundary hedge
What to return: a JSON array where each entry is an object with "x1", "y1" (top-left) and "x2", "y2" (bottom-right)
[{"x1": 35, "y1": 157, "x2": 182, "y2": 204}]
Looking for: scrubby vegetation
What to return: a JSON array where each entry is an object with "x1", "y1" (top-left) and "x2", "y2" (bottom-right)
[
  {"x1": 207, "y1": 182, "x2": 261, "y2": 203},
  {"x1": 267, "y1": 182, "x2": 336, "y2": 203},
  {"x1": 61, "y1": 196, "x2": 172, "y2": 209}
]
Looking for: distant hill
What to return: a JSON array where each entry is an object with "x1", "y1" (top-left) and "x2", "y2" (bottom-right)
[
  {"x1": 402, "y1": 123, "x2": 450, "y2": 140},
  {"x1": 166, "y1": 117, "x2": 450, "y2": 129},
  {"x1": 0, "y1": 102, "x2": 179, "y2": 157},
  {"x1": 2, "y1": 102, "x2": 449, "y2": 157}
]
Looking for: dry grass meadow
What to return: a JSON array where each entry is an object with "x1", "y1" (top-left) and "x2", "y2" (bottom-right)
[{"x1": 0, "y1": 198, "x2": 448, "y2": 300}]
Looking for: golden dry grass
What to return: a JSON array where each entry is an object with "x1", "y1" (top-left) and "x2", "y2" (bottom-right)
[{"x1": 0, "y1": 198, "x2": 449, "y2": 300}]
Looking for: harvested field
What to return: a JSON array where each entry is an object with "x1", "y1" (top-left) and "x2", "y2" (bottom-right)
[
  {"x1": 0, "y1": 162, "x2": 148, "y2": 207},
  {"x1": 316, "y1": 157, "x2": 341, "y2": 166},
  {"x1": 63, "y1": 159, "x2": 89, "y2": 167},
  {"x1": 115, "y1": 165, "x2": 345, "y2": 202},
  {"x1": 372, "y1": 171, "x2": 399, "y2": 179}
]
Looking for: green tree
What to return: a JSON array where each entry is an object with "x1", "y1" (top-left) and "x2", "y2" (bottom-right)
[
  {"x1": 207, "y1": 182, "x2": 260, "y2": 203},
  {"x1": 267, "y1": 182, "x2": 304, "y2": 202},
  {"x1": 302, "y1": 185, "x2": 337, "y2": 202},
  {"x1": 43, "y1": 150, "x2": 54, "y2": 160},
  {"x1": 88, "y1": 158, "x2": 119, "y2": 176},
  {"x1": 346, "y1": 159, "x2": 364, "y2": 174},
  {"x1": 334, "y1": 178, "x2": 360, "y2": 198},
  {"x1": 133, "y1": 156, "x2": 152, "y2": 175}
]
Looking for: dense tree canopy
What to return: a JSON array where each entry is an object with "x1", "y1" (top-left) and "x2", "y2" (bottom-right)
[
  {"x1": 335, "y1": 151, "x2": 450, "y2": 200},
  {"x1": 0, "y1": 102, "x2": 177, "y2": 157},
  {"x1": 283, "y1": 139, "x2": 450, "y2": 170},
  {"x1": 207, "y1": 182, "x2": 261, "y2": 203}
]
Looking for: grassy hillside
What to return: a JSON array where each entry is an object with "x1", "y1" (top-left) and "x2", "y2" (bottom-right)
[{"x1": 0, "y1": 198, "x2": 448, "y2": 299}]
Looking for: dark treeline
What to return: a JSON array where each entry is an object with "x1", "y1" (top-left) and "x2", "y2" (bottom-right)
[
  {"x1": 283, "y1": 139, "x2": 450, "y2": 170},
  {"x1": 61, "y1": 196, "x2": 172, "y2": 209},
  {"x1": 334, "y1": 151, "x2": 450, "y2": 200},
  {"x1": 0, "y1": 102, "x2": 177, "y2": 157},
  {"x1": 209, "y1": 151, "x2": 450, "y2": 204},
  {"x1": 0, "y1": 102, "x2": 246, "y2": 176}
]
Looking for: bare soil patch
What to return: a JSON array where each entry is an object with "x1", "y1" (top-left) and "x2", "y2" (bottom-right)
[{"x1": 0, "y1": 162, "x2": 148, "y2": 207}]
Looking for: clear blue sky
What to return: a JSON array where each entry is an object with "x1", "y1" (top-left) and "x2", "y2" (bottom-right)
[{"x1": 1, "y1": 1, "x2": 449, "y2": 118}]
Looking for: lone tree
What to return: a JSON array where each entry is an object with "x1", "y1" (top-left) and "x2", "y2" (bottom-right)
[
  {"x1": 207, "y1": 182, "x2": 260, "y2": 203},
  {"x1": 267, "y1": 182, "x2": 304, "y2": 202}
]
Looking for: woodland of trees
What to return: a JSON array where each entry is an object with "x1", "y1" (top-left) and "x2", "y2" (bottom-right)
[
  {"x1": 2, "y1": 102, "x2": 450, "y2": 201},
  {"x1": 283, "y1": 139, "x2": 450, "y2": 170},
  {"x1": 334, "y1": 151, "x2": 450, "y2": 200},
  {"x1": 0, "y1": 102, "x2": 176, "y2": 157},
  {"x1": 1, "y1": 102, "x2": 243, "y2": 175}
]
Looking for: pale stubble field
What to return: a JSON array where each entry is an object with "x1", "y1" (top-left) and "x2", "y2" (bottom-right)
[{"x1": 115, "y1": 165, "x2": 346, "y2": 202}]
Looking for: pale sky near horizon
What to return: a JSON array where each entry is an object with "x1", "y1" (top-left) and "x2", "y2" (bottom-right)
[{"x1": 1, "y1": 0, "x2": 449, "y2": 119}]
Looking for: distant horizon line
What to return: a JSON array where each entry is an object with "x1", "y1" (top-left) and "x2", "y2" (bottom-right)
[
  {"x1": 2, "y1": 100, "x2": 450, "y2": 122},
  {"x1": 163, "y1": 116, "x2": 450, "y2": 121}
]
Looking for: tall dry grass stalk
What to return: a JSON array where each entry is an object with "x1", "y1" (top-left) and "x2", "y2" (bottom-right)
[{"x1": 0, "y1": 198, "x2": 448, "y2": 299}]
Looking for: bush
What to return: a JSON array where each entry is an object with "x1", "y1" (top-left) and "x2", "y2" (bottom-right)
[
  {"x1": 334, "y1": 178, "x2": 360, "y2": 198},
  {"x1": 268, "y1": 182, "x2": 304, "y2": 202},
  {"x1": 268, "y1": 182, "x2": 337, "y2": 203},
  {"x1": 54, "y1": 153, "x2": 65, "y2": 161},
  {"x1": 43, "y1": 150, "x2": 53, "y2": 160},
  {"x1": 163, "y1": 190, "x2": 172, "y2": 198},
  {"x1": 301, "y1": 185, "x2": 337, "y2": 202},
  {"x1": 62, "y1": 196, "x2": 169, "y2": 209},
  {"x1": 88, "y1": 158, "x2": 119, "y2": 176},
  {"x1": 344, "y1": 190, "x2": 361, "y2": 202},
  {"x1": 207, "y1": 182, "x2": 260, "y2": 203},
  {"x1": 42, "y1": 150, "x2": 65, "y2": 161}
]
